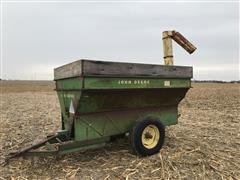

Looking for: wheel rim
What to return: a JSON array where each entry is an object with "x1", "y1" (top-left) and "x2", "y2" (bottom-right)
[{"x1": 141, "y1": 125, "x2": 160, "y2": 149}]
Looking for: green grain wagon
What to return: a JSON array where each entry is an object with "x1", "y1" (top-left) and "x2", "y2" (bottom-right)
[{"x1": 9, "y1": 30, "x2": 196, "y2": 159}]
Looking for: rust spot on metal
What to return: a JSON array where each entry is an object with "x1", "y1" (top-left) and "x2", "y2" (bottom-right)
[{"x1": 172, "y1": 31, "x2": 197, "y2": 54}]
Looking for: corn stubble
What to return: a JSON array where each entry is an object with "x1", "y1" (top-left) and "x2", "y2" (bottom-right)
[{"x1": 0, "y1": 81, "x2": 239, "y2": 179}]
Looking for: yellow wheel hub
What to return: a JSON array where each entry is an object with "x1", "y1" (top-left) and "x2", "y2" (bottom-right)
[{"x1": 141, "y1": 125, "x2": 160, "y2": 149}]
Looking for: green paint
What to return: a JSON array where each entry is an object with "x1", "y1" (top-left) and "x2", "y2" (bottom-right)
[
  {"x1": 84, "y1": 77, "x2": 190, "y2": 89},
  {"x1": 74, "y1": 106, "x2": 177, "y2": 141},
  {"x1": 58, "y1": 143, "x2": 106, "y2": 155},
  {"x1": 77, "y1": 88, "x2": 188, "y2": 114},
  {"x1": 22, "y1": 139, "x2": 108, "y2": 157},
  {"x1": 57, "y1": 91, "x2": 81, "y2": 131},
  {"x1": 56, "y1": 77, "x2": 82, "y2": 90},
  {"x1": 55, "y1": 76, "x2": 189, "y2": 141}
]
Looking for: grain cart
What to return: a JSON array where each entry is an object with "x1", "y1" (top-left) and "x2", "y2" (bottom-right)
[{"x1": 9, "y1": 30, "x2": 196, "y2": 159}]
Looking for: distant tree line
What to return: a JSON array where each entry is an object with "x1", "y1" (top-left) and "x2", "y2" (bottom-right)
[{"x1": 192, "y1": 80, "x2": 239, "y2": 83}]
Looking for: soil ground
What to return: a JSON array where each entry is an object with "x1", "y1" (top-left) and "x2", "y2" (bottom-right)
[{"x1": 0, "y1": 81, "x2": 239, "y2": 179}]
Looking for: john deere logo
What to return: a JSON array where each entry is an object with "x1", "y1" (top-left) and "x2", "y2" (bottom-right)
[{"x1": 118, "y1": 80, "x2": 150, "y2": 85}]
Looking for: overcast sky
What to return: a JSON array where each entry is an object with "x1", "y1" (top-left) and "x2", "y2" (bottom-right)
[{"x1": 1, "y1": 1, "x2": 239, "y2": 80}]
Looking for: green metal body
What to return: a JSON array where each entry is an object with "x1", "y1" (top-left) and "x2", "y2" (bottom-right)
[{"x1": 55, "y1": 75, "x2": 191, "y2": 147}]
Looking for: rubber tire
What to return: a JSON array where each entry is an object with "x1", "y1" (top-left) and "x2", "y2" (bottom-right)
[{"x1": 131, "y1": 118, "x2": 165, "y2": 156}]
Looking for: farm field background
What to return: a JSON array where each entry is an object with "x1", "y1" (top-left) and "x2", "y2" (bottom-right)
[{"x1": 0, "y1": 81, "x2": 239, "y2": 179}]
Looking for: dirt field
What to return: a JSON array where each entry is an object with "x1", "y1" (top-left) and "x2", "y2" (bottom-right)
[{"x1": 0, "y1": 81, "x2": 239, "y2": 179}]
